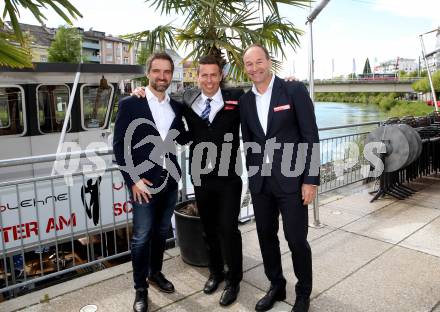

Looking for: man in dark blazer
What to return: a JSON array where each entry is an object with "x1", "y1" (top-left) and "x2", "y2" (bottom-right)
[
  {"x1": 183, "y1": 55, "x2": 244, "y2": 306},
  {"x1": 239, "y1": 44, "x2": 320, "y2": 312},
  {"x1": 132, "y1": 55, "x2": 244, "y2": 306},
  {"x1": 113, "y1": 52, "x2": 189, "y2": 312}
]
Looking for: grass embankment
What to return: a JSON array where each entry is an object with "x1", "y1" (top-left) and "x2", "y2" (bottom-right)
[{"x1": 315, "y1": 92, "x2": 434, "y2": 118}]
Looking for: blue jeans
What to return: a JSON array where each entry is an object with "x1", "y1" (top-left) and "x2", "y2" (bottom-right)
[{"x1": 130, "y1": 181, "x2": 177, "y2": 290}]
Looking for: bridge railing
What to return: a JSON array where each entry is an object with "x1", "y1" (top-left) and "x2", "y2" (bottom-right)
[
  {"x1": 312, "y1": 76, "x2": 421, "y2": 83},
  {"x1": 0, "y1": 121, "x2": 382, "y2": 298}
]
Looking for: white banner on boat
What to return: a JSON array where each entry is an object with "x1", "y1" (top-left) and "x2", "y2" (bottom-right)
[{"x1": 0, "y1": 171, "x2": 132, "y2": 253}]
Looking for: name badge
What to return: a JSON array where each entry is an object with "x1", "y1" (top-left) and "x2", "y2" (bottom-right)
[
  {"x1": 225, "y1": 100, "x2": 238, "y2": 105},
  {"x1": 274, "y1": 104, "x2": 290, "y2": 112}
]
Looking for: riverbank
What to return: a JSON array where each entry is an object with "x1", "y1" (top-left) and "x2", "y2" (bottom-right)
[{"x1": 315, "y1": 92, "x2": 433, "y2": 117}]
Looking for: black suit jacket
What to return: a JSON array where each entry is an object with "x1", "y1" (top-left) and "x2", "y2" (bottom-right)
[
  {"x1": 113, "y1": 95, "x2": 188, "y2": 189},
  {"x1": 182, "y1": 87, "x2": 244, "y2": 180},
  {"x1": 239, "y1": 76, "x2": 320, "y2": 194}
]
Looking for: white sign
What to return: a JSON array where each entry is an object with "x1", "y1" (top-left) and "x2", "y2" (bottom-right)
[{"x1": 0, "y1": 171, "x2": 132, "y2": 253}]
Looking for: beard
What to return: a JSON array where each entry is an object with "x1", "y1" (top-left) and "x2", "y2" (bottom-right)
[{"x1": 150, "y1": 79, "x2": 170, "y2": 92}]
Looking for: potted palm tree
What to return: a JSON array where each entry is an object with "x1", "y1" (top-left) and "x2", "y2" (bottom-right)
[
  {"x1": 174, "y1": 195, "x2": 209, "y2": 266},
  {"x1": 123, "y1": 0, "x2": 308, "y2": 80}
]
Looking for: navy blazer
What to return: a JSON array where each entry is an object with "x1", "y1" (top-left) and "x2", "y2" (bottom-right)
[
  {"x1": 113, "y1": 95, "x2": 189, "y2": 189},
  {"x1": 239, "y1": 76, "x2": 320, "y2": 194}
]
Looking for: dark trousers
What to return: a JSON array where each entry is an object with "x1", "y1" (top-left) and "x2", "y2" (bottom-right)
[
  {"x1": 130, "y1": 179, "x2": 177, "y2": 290},
  {"x1": 194, "y1": 176, "x2": 243, "y2": 285},
  {"x1": 251, "y1": 176, "x2": 312, "y2": 298}
]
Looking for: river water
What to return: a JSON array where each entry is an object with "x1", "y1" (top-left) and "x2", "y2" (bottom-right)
[{"x1": 315, "y1": 101, "x2": 386, "y2": 139}]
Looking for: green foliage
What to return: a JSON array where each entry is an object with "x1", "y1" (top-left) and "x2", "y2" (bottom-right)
[
  {"x1": 0, "y1": 27, "x2": 32, "y2": 67},
  {"x1": 315, "y1": 91, "x2": 434, "y2": 117},
  {"x1": 48, "y1": 26, "x2": 81, "y2": 63},
  {"x1": 0, "y1": 0, "x2": 82, "y2": 68},
  {"x1": 315, "y1": 90, "x2": 438, "y2": 117},
  {"x1": 378, "y1": 95, "x2": 395, "y2": 111},
  {"x1": 137, "y1": 48, "x2": 150, "y2": 66},
  {"x1": 412, "y1": 70, "x2": 440, "y2": 93},
  {"x1": 135, "y1": 47, "x2": 149, "y2": 85},
  {"x1": 387, "y1": 100, "x2": 434, "y2": 117},
  {"x1": 124, "y1": 0, "x2": 310, "y2": 81}
]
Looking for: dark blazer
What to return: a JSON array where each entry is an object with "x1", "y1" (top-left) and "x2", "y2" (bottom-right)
[
  {"x1": 182, "y1": 87, "x2": 244, "y2": 180},
  {"x1": 239, "y1": 76, "x2": 320, "y2": 194},
  {"x1": 113, "y1": 95, "x2": 189, "y2": 189}
]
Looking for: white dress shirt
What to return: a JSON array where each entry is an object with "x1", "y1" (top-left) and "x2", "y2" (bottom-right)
[
  {"x1": 145, "y1": 87, "x2": 175, "y2": 140},
  {"x1": 252, "y1": 74, "x2": 275, "y2": 164},
  {"x1": 252, "y1": 73, "x2": 275, "y2": 135},
  {"x1": 145, "y1": 87, "x2": 175, "y2": 168},
  {"x1": 191, "y1": 88, "x2": 224, "y2": 123}
]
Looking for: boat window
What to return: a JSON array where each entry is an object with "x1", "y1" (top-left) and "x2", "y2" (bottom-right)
[
  {"x1": 37, "y1": 85, "x2": 70, "y2": 133},
  {"x1": 81, "y1": 84, "x2": 113, "y2": 129},
  {"x1": 0, "y1": 87, "x2": 25, "y2": 136}
]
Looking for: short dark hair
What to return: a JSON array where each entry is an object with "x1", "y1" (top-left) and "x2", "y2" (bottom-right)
[
  {"x1": 146, "y1": 52, "x2": 174, "y2": 73},
  {"x1": 197, "y1": 55, "x2": 222, "y2": 75},
  {"x1": 243, "y1": 44, "x2": 270, "y2": 60}
]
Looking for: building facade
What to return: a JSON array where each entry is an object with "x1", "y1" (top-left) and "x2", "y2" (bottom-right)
[
  {"x1": 425, "y1": 30, "x2": 440, "y2": 72},
  {"x1": 8, "y1": 23, "x2": 56, "y2": 62},
  {"x1": 375, "y1": 58, "x2": 418, "y2": 74},
  {"x1": 183, "y1": 60, "x2": 197, "y2": 87},
  {"x1": 81, "y1": 29, "x2": 105, "y2": 63},
  {"x1": 165, "y1": 49, "x2": 184, "y2": 93},
  {"x1": 101, "y1": 35, "x2": 135, "y2": 65}
]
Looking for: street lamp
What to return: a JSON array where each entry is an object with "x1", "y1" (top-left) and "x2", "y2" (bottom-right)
[
  {"x1": 306, "y1": 0, "x2": 330, "y2": 102},
  {"x1": 419, "y1": 27, "x2": 439, "y2": 112},
  {"x1": 305, "y1": 0, "x2": 330, "y2": 229}
]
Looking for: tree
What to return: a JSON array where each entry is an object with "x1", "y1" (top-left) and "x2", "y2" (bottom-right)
[
  {"x1": 1, "y1": 0, "x2": 81, "y2": 68},
  {"x1": 48, "y1": 26, "x2": 81, "y2": 63},
  {"x1": 137, "y1": 47, "x2": 150, "y2": 66},
  {"x1": 124, "y1": 0, "x2": 310, "y2": 80},
  {"x1": 412, "y1": 70, "x2": 440, "y2": 93},
  {"x1": 362, "y1": 58, "x2": 372, "y2": 75},
  {"x1": 135, "y1": 46, "x2": 150, "y2": 85}
]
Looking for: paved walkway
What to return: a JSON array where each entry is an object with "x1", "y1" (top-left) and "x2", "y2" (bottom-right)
[{"x1": 2, "y1": 174, "x2": 440, "y2": 312}]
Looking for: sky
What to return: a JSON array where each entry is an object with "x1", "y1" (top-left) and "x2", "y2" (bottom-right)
[{"x1": 4, "y1": 0, "x2": 440, "y2": 79}]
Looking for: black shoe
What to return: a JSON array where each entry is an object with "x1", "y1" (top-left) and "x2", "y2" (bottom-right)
[
  {"x1": 133, "y1": 288, "x2": 148, "y2": 312},
  {"x1": 255, "y1": 285, "x2": 286, "y2": 312},
  {"x1": 219, "y1": 284, "x2": 240, "y2": 306},
  {"x1": 292, "y1": 297, "x2": 310, "y2": 312},
  {"x1": 149, "y1": 272, "x2": 175, "y2": 293},
  {"x1": 203, "y1": 274, "x2": 224, "y2": 294}
]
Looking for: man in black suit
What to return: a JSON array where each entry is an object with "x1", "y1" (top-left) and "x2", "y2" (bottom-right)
[
  {"x1": 113, "y1": 52, "x2": 189, "y2": 312},
  {"x1": 133, "y1": 55, "x2": 244, "y2": 306},
  {"x1": 239, "y1": 44, "x2": 320, "y2": 312},
  {"x1": 183, "y1": 55, "x2": 244, "y2": 306}
]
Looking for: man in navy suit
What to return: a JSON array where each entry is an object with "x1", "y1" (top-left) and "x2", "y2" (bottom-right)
[
  {"x1": 239, "y1": 44, "x2": 320, "y2": 312},
  {"x1": 132, "y1": 55, "x2": 244, "y2": 306},
  {"x1": 113, "y1": 52, "x2": 189, "y2": 312}
]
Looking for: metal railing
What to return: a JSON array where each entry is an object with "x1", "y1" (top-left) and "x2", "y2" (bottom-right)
[{"x1": 0, "y1": 120, "x2": 381, "y2": 297}]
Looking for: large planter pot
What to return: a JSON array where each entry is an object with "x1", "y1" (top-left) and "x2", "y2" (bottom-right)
[{"x1": 174, "y1": 199, "x2": 209, "y2": 267}]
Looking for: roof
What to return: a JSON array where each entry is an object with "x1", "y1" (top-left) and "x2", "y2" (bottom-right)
[
  {"x1": 6, "y1": 22, "x2": 56, "y2": 47},
  {"x1": 104, "y1": 36, "x2": 130, "y2": 43}
]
